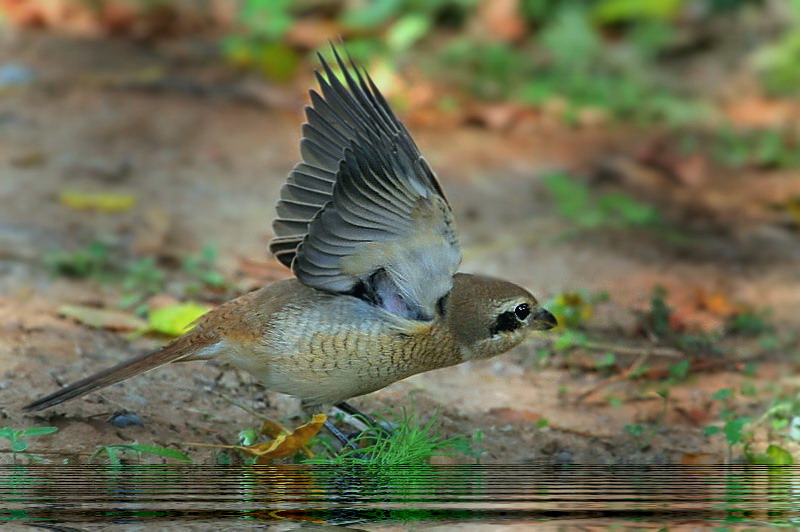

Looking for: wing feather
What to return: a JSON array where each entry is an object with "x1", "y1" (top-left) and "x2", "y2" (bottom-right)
[{"x1": 269, "y1": 45, "x2": 460, "y2": 319}]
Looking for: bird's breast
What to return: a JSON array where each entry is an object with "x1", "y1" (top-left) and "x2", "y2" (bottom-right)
[{"x1": 224, "y1": 283, "x2": 462, "y2": 405}]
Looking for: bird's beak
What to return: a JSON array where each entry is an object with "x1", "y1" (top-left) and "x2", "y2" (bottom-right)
[{"x1": 531, "y1": 307, "x2": 557, "y2": 330}]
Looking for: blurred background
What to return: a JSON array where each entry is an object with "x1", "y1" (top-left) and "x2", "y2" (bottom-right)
[{"x1": 0, "y1": 0, "x2": 799, "y2": 465}]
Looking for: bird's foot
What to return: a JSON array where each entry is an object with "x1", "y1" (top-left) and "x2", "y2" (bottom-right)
[
  {"x1": 321, "y1": 402, "x2": 394, "y2": 455},
  {"x1": 335, "y1": 401, "x2": 394, "y2": 438}
]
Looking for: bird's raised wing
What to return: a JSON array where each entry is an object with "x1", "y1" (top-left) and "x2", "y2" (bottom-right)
[{"x1": 269, "y1": 46, "x2": 460, "y2": 321}]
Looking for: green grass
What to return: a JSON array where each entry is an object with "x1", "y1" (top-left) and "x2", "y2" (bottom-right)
[{"x1": 304, "y1": 407, "x2": 480, "y2": 466}]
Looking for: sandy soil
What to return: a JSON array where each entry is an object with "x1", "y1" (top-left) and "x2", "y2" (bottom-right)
[{"x1": 1, "y1": 33, "x2": 798, "y2": 464}]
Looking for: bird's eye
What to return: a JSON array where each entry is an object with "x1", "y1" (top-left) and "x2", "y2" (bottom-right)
[{"x1": 515, "y1": 303, "x2": 531, "y2": 320}]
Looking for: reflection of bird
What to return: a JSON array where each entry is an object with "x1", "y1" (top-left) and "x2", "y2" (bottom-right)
[{"x1": 25, "y1": 47, "x2": 556, "y2": 435}]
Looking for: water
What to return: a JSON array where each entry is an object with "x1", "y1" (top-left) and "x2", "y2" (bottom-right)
[{"x1": 2, "y1": 465, "x2": 799, "y2": 529}]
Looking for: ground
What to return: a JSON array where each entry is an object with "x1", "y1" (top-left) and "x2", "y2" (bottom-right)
[{"x1": 1, "y1": 32, "x2": 799, "y2": 465}]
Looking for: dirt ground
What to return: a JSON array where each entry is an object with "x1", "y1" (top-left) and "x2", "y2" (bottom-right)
[{"x1": 1, "y1": 32, "x2": 799, "y2": 465}]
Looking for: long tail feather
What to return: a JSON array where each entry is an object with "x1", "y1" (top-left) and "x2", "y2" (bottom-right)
[{"x1": 24, "y1": 338, "x2": 195, "y2": 412}]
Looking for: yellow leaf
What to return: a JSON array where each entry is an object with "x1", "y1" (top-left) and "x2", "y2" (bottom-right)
[
  {"x1": 787, "y1": 196, "x2": 800, "y2": 226},
  {"x1": 147, "y1": 302, "x2": 211, "y2": 337},
  {"x1": 60, "y1": 191, "x2": 137, "y2": 212},
  {"x1": 185, "y1": 414, "x2": 326, "y2": 463},
  {"x1": 254, "y1": 414, "x2": 326, "y2": 463}
]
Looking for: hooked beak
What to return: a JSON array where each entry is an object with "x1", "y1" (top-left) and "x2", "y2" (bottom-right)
[{"x1": 531, "y1": 307, "x2": 558, "y2": 331}]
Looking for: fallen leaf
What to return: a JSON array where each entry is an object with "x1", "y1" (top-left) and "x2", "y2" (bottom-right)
[
  {"x1": 696, "y1": 290, "x2": 743, "y2": 317},
  {"x1": 186, "y1": 414, "x2": 326, "y2": 463},
  {"x1": 259, "y1": 419, "x2": 287, "y2": 439},
  {"x1": 10, "y1": 150, "x2": 45, "y2": 168},
  {"x1": 60, "y1": 191, "x2": 137, "y2": 212},
  {"x1": 58, "y1": 304, "x2": 147, "y2": 331},
  {"x1": 488, "y1": 407, "x2": 544, "y2": 424},
  {"x1": 465, "y1": 103, "x2": 523, "y2": 131},
  {"x1": 724, "y1": 97, "x2": 798, "y2": 129},
  {"x1": 253, "y1": 414, "x2": 326, "y2": 464},
  {"x1": 681, "y1": 452, "x2": 722, "y2": 465},
  {"x1": 477, "y1": 0, "x2": 526, "y2": 42},
  {"x1": 786, "y1": 196, "x2": 800, "y2": 227},
  {"x1": 145, "y1": 302, "x2": 211, "y2": 337},
  {"x1": 285, "y1": 18, "x2": 342, "y2": 49}
]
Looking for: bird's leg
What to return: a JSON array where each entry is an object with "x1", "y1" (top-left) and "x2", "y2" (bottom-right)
[
  {"x1": 335, "y1": 401, "x2": 393, "y2": 437},
  {"x1": 323, "y1": 419, "x2": 360, "y2": 451}
]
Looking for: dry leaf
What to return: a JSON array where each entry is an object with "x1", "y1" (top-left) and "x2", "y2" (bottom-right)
[
  {"x1": 284, "y1": 18, "x2": 341, "y2": 49},
  {"x1": 10, "y1": 150, "x2": 46, "y2": 168},
  {"x1": 465, "y1": 103, "x2": 523, "y2": 131},
  {"x1": 259, "y1": 419, "x2": 287, "y2": 439},
  {"x1": 253, "y1": 414, "x2": 326, "y2": 463},
  {"x1": 696, "y1": 290, "x2": 743, "y2": 317},
  {"x1": 681, "y1": 452, "x2": 722, "y2": 465},
  {"x1": 187, "y1": 414, "x2": 326, "y2": 463},
  {"x1": 477, "y1": 0, "x2": 526, "y2": 42},
  {"x1": 488, "y1": 407, "x2": 544, "y2": 424},
  {"x1": 58, "y1": 304, "x2": 147, "y2": 332},
  {"x1": 724, "y1": 97, "x2": 798, "y2": 129},
  {"x1": 786, "y1": 196, "x2": 800, "y2": 226},
  {"x1": 60, "y1": 191, "x2": 137, "y2": 212}
]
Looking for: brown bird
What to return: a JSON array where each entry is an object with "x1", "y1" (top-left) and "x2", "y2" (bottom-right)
[{"x1": 24, "y1": 47, "x2": 556, "y2": 437}]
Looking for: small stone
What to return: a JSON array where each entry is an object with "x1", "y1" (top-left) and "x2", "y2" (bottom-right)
[{"x1": 109, "y1": 411, "x2": 144, "y2": 428}]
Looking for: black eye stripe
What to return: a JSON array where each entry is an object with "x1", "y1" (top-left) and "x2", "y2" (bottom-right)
[{"x1": 490, "y1": 310, "x2": 521, "y2": 336}]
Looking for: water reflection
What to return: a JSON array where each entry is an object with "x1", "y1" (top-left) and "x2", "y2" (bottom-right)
[{"x1": 1, "y1": 465, "x2": 799, "y2": 528}]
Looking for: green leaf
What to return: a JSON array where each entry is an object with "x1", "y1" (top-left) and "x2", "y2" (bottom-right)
[
  {"x1": 11, "y1": 440, "x2": 27, "y2": 452},
  {"x1": 598, "y1": 193, "x2": 660, "y2": 226},
  {"x1": 593, "y1": 0, "x2": 682, "y2": 23},
  {"x1": 703, "y1": 426, "x2": 721, "y2": 437},
  {"x1": 145, "y1": 302, "x2": 211, "y2": 337},
  {"x1": 105, "y1": 447, "x2": 122, "y2": 466},
  {"x1": 624, "y1": 424, "x2": 645, "y2": 437},
  {"x1": 596, "y1": 352, "x2": 617, "y2": 369},
  {"x1": 117, "y1": 444, "x2": 192, "y2": 462},
  {"x1": 254, "y1": 42, "x2": 300, "y2": 83},
  {"x1": 239, "y1": 0, "x2": 293, "y2": 39},
  {"x1": 668, "y1": 360, "x2": 690, "y2": 380},
  {"x1": 765, "y1": 444, "x2": 794, "y2": 465},
  {"x1": 0, "y1": 427, "x2": 15, "y2": 441},
  {"x1": 540, "y1": 7, "x2": 600, "y2": 69},
  {"x1": 724, "y1": 417, "x2": 749, "y2": 446},
  {"x1": 387, "y1": 14, "x2": 431, "y2": 51},
  {"x1": 552, "y1": 330, "x2": 587, "y2": 350},
  {"x1": 341, "y1": 0, "x2": 402, "y2": 29},
  {"x1": 21, "y1": 427, "x2": 58, "y2": 437},
  {"x1": 711, "y1": 388, "x2": 733, "y2": 401},
  {"x1": 543, "y1": 172, "x2": 591, "y2": 219}
]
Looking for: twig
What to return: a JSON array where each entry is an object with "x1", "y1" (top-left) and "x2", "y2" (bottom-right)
[
  {"x1": 216, "y1": 392, "x2": 313, "y2": 458},
  {"x1": 570, "y1": 339, "x2": 684, "y2": 359},
  {"x1": 218, "y1": 392, "x2": 278, "y2": 424},
  {"x1": 574, "y1": 350, "x2": 653, "y2": 404}
]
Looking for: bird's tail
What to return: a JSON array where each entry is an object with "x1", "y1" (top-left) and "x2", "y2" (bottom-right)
[{"x1": 24, "y1": 336, "x2": 199, "y2": 412}]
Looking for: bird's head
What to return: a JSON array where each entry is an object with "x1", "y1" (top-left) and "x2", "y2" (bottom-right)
[{"x1": 444, "y1": 273, "x2": 557, "y2": 360}]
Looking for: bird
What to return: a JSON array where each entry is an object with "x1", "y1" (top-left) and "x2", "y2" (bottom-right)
[{"x1": 24, "y1": 46, "x2": 557, "y2": 438}]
